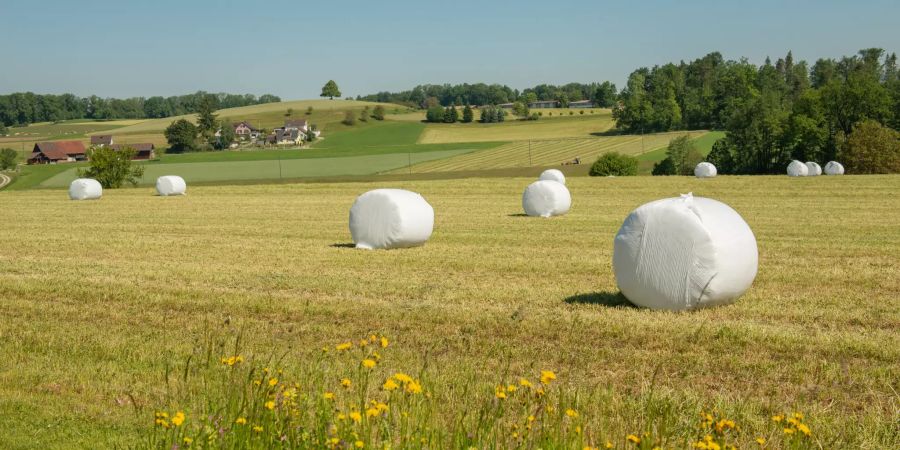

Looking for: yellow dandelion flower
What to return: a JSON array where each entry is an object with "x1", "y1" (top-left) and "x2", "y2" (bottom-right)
[
  {"x1": 755, "y1": 437, "x2": 766, "y2": 445},
  {"x1": 566, "y1": 408, "x2": 579, "y2": 418},
  {"x1": 540, "y1": 370, "x2": 557, "y2": 385},
  {"x1": 252, "y1": 425, "x2": 263, "y2": 433},
  {"x1": 406, "y1": 380, "x2": 422, "y2": 394},
  {"x1": 376, "y1": 402, "x2": 388, "y2": 413},
  {"x1": 329, "y1": 437, "x2": 340, "y2": 445},
  {"x1": 527, "y1": 415, "x2": 535, "y2": 422},
  {"x1": 337, "y1": 413, "x2": 347, "y2": 420},
  {"x1": 519, "y1": 378, "x2": 532, "y2": 388},
  {"x1": 359, "y1": 339, "x2": 368, "y2": 347},
  {"x1": 171, "y1": 411, "x2": 185, "y2": 427},
  {"x1": 253, "y1": 379, "x2": 261, "y2": 386},
  {"x1": 380, "y1": 337, "x2": 389, "y2": 348},
  {"x1": 366, "y1": 407, "x2": 380, "y2": 417},
  {"x1": 507, "y1": 384, "x2": 517, "y2": 392},
  {"x1": 341, "y1": 378, "x2": 352, "y2": 389},
  {"x1": 393, "y1": 373, "x2": 413, "y2": 384},
  {"x1": 606, "y1": 442, "x2": 614, "y2": 449},
  {"x1": 796, "y1": 423, "x2": 811, "y2": 436},
  {"x1": 495, "y1": 386, "x2": 507, "y2": 399},
  {"x1": 575, "y1": 425, "x2": 582, "y2": 434},
  {"x1": 268, "y1": 377, "x2": 278, "y2": 387},
  {"x1": 626, "y1": 434, "x2": 641, "y2": 444},
  {"x1": 324, "y1": 391, "x2": 335, "y2": 400},
  {"x1": 535, "y1": 387, "x2": 545, "y2": 397},
  {"x1": 355, "y1": 441, "x2": 365, "y2": 448},
  {"x1": 336, "y1": 342, "x2": 353, "y2": 351},
  {"x1": 784, "y1": 428, "x2": 795, "y2": 435},
  {"x1": 383, "y1": 379, "x2": 399, "y2": 391},
  {"x1": 349, "y1": 411, "x2": 362, "y2": 423},
  {"x1": 265, "y1": 400, "x2": 275, "y2": 410},
  {"x1": 793, "y1": 412, "x2": 804, "y2": 420},
  {"x1": 372, "y1": 351, "x2": 381, "y2": 361},
  {"x1": 772, "y1": 415, "x2": 783, "y2": 423},
  {"x1": 362, "y1": 359, "x2": 377, "y2": 369},
  {"x1": 183, "y1": 437, "x2": 193, "y2": 444},
  {"x1": 235, "y1": 417, "x2": 247, "y2": 425}
]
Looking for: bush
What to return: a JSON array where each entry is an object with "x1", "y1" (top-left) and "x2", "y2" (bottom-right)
[
  {"x1": 372, "y1": 105, "x2": 385, "y2": 121},
  {"x1": 589, "y1": 152, "x2": 638, "y2": 176},
  {"x1": 425, "y1": 106, "x2": 445, "y2": 123},
  {"x1": 579, "y1": 110, "x2": 584, "y2": 115},
  {"x1": 342, "y1": 110, "x2": 356, "y2": 126},
  {"x1": 838, "y1": 119, "x2": 900, "y2": 173},
  {"x1": 652, "y1": 157, "x2": 676, "y2": 175},
  {"x1": 164, "y1": 119, "x2": 199, "y2": 153},
  {"x1": 528, "y1": 113, "x2": 540, "y2": 121},
  {"x1": 77, "y1": 146, "x2": 144, "y2": 188},
  {"x1": 0, "y1": 148, "x2": 17, "y2": 170}
]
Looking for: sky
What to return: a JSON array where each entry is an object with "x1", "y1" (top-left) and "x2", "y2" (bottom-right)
[{"x1": 1, "y1": 0, "x2": 898, "y2": 99}]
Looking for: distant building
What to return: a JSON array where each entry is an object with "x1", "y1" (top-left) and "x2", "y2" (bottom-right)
[
  {"x1": 27, "y1": 141, "x2": 87, "y2": 164},
  {"x1": 232, "y1": 121, "x2": 259, "y2": 139},
  {"x1": 497, "y1": 103, "x2": 515, "y2": 109},
  {"x1": 528, "y1": 100, "x2": 559, "y2": 109},
  {"x1": 273, "y1": 128, "x2": 305, "y2": 145},
  {"x1": 284, "y1": 119, "x2": 309, "y2": 132},
  {"x1": 110, "y1": 143, "x2": 156, "y2": 160},
  {"x1": 568, "y1": 100, "x2": 595, "y2": 108},
  {"x1": 90, "y1": 135, "x2": 114, "y2": 147}
]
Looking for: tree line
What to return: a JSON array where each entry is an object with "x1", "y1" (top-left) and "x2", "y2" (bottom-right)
[
  {"x1": 0, "y1": 91, "x2": 281, "y2": 127},
  {"x1": 357, "y1": 82, "x2": 617, "y2": 109},
  {"x1": 614, "y1": 48, "x2": 900, "y2": 173}
]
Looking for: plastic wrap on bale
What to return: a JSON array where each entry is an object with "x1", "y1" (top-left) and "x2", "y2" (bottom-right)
[
  {"x1": 522, "y1": 180, "x2": 571, "y2": 217},
  {"x1": 787, "y1": 160, "x2": 809, "y2": 177},
  {"x1": 349, "y1": 189, "x2": 434, "y2": 250},
  {"x1": 156, "y1": 175, "x2": 187, "y2": 196},
  {"x1": 69, "y1": 179, "x2": 102, "y2": 200},
  {"x1": 538, "y1": 169, "x2": 566, "y2": 185},
  {"x1": 824, "y1": 161, "x2": 845, "y2": 175},
  {"x1": 694, "y1": 162, "x2": 717, "y2": 178},
  {"x1": 613, "y1": 193, "x2": 758, "y2": 311},
  {"x1": 805, "y1": 162, "x2": 822, "y2": 176}
]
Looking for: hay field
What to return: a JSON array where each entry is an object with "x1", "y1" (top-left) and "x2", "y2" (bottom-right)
[
  {"x1": 417, "y1": 114, "x2": 616, "y2": 144},
  {"x1": 0, "y1": 175, "x2": 897, "y2": 448},
  {"x1": 397, "y1": 131, "x2": 707, "y2": 173}
]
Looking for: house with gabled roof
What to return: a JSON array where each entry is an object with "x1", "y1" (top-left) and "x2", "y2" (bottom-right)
[
  {"x1": 27, "y1": 141, "x2": 87, "y2": 164},
  {"x1": 90, "y1": 135, "x2": 114, "y2": 147}
]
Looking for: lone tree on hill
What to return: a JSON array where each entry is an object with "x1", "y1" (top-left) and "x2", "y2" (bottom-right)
[
  {"x1": 164, "y1": 119, "x2": 199, "y2": 153},
  {"x1": 78, "y1": 146, "x2": 144, "y2": 188},
  {"x1": 321, "y1": 80, "x2": 342, "y2": 100}
]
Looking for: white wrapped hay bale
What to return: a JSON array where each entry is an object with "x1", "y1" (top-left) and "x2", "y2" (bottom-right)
[
  {"x1": 538, "y1": 169, "x2": 566, "y2": 185},
  {"x1": 694, "y1": 162, "x2": 717, "y2": 178},
  {"x1": 156, "y1": 175, "x2": 187, "y2": 196},
  {"x1": 69, "y1": 178, "x2": 102, "y2": 200},
  {"x1": 613, "y1": 193, "x2": 758, "y2": 311},
  {"x1": 805, "y1": 162, "x2": 822, "y2": 176},
  {"x1": 824, "y1": 161, "x2": 845, "y2": 175},
  {"x1": 787, "y1": 160, "x2": 809, "y2": 177},
  {"x1": 349, "y1": 189, "x2": 434, "y2": 250},
  {"x1": 522, "y1": 180, "x2": 571, "y2": 217}
]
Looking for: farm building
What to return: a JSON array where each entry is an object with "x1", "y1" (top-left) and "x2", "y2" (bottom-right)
[
  {"x1": 529, "y1": 100, "x2": 559, "y2": 109},
  {"x1": 232, "y1": 121, "x2": 259, "y2": 139},
  {"x1": 110, "y1": 143, "x2": 156, "y2": 160},
  {"x1": 568, "y1": 100, "x2": 595, "y2": 108},
  {"x1": 497, "y1": 103, "x2": 515, "y2": 109},
  {"x1": 90, "y1": 135, "x2": 114, "y2": 146},
  {"x1": 284, "y1": 119, "x2": 310, "y2": 132},
  {"x1": 27, "y1": 141, "x2": 87, "y2": 164}
]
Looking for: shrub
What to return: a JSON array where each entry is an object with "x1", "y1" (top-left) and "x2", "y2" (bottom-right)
[
  {"x1": 77, "y1": 146, "x2": 144, "y2": 188},
  {"x1": 589, "y1": 152, "x2": 638, "y2": 176},
  {"x1": 164, "y1": 119, "x2": 199, "y2": 153},
  {"x1": 838, "y1": 119, "x2": 900, "y2": 173},
  {"x1": 528, "y1": 113, "x2": 540, "y2": 121},
  {"x1": 372, "y1": 105, "x2": 385, "y2": 121},
  {"x1": 569, "y1": 111, "x2": 574, "y2": 116},
  {"x1": 359, "y1": 107, "x2": 369, "y2": 122},
  {"x1": 342, "y1": 110, "x2": 356, "y2": 126},
  {"x1": 425, "y1": 106, "x2": 445, "y2": 123},
  {"x1": 305, "y1": 106, "x2": 313, "y2": 115},
  {"x1": 579, "y1": 110, "x2": 585, "y2": 115},
  {"x1": 0, "y1": 148, "x2": 17, "y2": 170},
  {"x1": 652, "y1": 156, "x2": 676, "y2": 175}
]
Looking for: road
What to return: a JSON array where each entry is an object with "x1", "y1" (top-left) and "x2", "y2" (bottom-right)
[{"x1": 0, "y1": 173, "x2": 11, "y2": 190}]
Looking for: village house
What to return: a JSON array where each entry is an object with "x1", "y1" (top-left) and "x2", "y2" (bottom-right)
[
  {"x1": 528, "y1": 100, "x2": 559, "y2": 109},
  {"x1": 109, "y1": 143, "x2": 156, "y2": 160},
  {"x1": 27, "y1": 141, "x2": 87, "y2": 164},
  {"x1": 268, "y1": 119, "x2": 320, "y2": 145},
  {"x1": 90, "y1": 135, "x2": 114, "y2": 147},
  {"x1": 232, "y1": 121, "x2": 259, "y2": 139},
  {"x1": 568, "y1": 100, "x2": 595, "y2": 108}
]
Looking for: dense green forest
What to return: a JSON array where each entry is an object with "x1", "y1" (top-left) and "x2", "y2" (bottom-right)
[
  {"x1": 0, "y1": 91, "x2": 281, "y2": 127},
  {"x1": 357, "y1": 82, "x2": 617, "y2": 108}
]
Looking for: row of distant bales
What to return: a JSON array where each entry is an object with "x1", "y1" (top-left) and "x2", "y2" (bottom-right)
[
  {"x1": 67, "y1": 169, "x2": 767, "y2": 313},
  {"x1": 694, "y1": 160, "x2": 845, "y2": 177}
]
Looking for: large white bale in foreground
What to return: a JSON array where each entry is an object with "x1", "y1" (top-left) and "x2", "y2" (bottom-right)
[
  {"x1": 349, "y1": 189, "x2": 434, "y2": 250},
  {"x1": 69, "y1": 178, "x2": 102, "y2": 200},
  {"x1": 824, "y1": 161, "x2": 845, "y2": 175},
  {"x1": 156, "y1": 175, "x2": 187, "y2": 196},
  {"x1": 787, "y1": 160, "x2": 809, "y2": 177},
  {"x1": 538, "y1": 169, "x2": 566, "y2": 185},
  {"x1": 694, "y1": 162, "x2": 717, "y2": 178},
  {"x1": 613, "y1": 193, "x2": 758, "y2": 311},
  {"x1": 522, "y1": 180, "x2": 571, "y2": 217},
  {"x1": 805, "y1": 162, "x2": 822, "y2": 176}
]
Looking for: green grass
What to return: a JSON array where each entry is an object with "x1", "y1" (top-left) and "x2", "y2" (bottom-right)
[
  {"x1": 636, "y1": 131, "x2": 726, "y2": 173},
  {"x1": 417, "y1": 113, "x2": 616, "y2": 144},
  {"x1": 0, "y1": 176, "x2": 896, "y2": 448}
]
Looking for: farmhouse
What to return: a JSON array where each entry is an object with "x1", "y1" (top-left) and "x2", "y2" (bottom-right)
[
  {"x1": 272, "y1": 128, "x2": 305, "y2": 145},
  {"x1": 27, "y1": 141, "x2": 87, "y2": 164},
  {"x1": 568, "y1": 100, "x2": 595, "y2": 108},
  {"x1": 529, "y1": 100, "x2": 559, "y2": 108},
  {"x1": 90, "y1": 135, "x2": 114, "y2": 146},
  {"x1": 110, "y1": 143, "x2": 156, "y2": 160},
  {"x1": 232, "y1": 121, "x2": 259, "y2": 139}
]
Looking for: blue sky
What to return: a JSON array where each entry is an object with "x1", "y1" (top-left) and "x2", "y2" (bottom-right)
[{"x1": 1, "y1": 0, "x2": 897, "y2": 99}]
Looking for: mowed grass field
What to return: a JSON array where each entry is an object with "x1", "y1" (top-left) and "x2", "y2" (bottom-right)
[
  {"x1": 417, "y1": 112, "x2": 616, "y2": 144},
  {"x1": 396, "y1": 131, "x2": 708, "y2": 173},
  {"x1": 0, "y1": 176, "x2": 897, "y2": 448}
]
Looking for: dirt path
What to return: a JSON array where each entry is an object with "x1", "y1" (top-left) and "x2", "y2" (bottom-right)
[{"x1": 0, "y1": 173, "x2": 12, "y2": 190}]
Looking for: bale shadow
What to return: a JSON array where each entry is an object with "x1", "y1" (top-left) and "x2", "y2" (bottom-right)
[
  {"x1": 564, "y1": 291, "x2": 636, "y2": 308},
  {"x1": 507, "y1": 213, "x2": 529, "y2": 217},
  {"x1": 330, "y1": 243, "x2": 356, "y2": 249}
]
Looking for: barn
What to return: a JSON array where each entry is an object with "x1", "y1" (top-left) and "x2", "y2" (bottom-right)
[{"x1": 27, "y1": 141, "x2": 87, "y2": 164}]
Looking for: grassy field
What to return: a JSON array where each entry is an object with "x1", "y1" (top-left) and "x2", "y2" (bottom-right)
[
  {"x1": 388, "y1": 108, "x2": 611, "y2": 123},
  {"x1": 397, "y1": 131, "x2": 707, "y2": 173},
  {"x1": 417, "y1": 113, "x2": 616, "y2": 144},
  {"x1": 0, "y1": 176, "x2": 897, "y2": 448}
]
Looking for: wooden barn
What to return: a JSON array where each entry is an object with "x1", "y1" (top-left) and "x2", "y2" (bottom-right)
[{"x1": 27, "y1": 141, "x2": 87, "y2": 164}]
